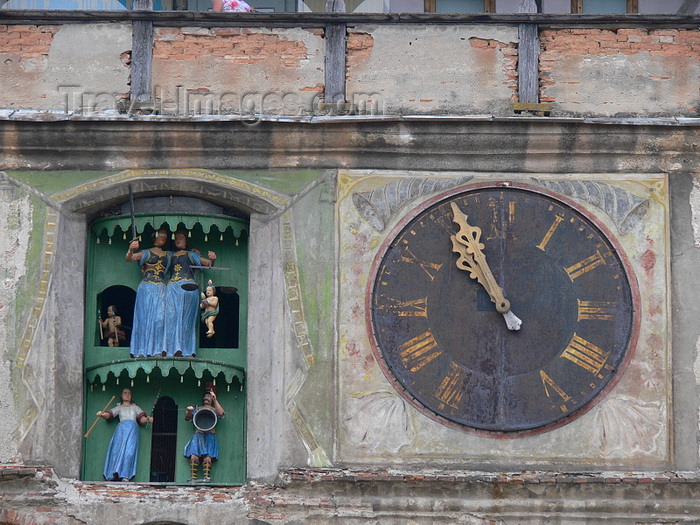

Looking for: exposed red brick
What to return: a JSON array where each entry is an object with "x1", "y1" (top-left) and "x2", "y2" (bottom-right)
[
  {"x1": 154, "y1": 28, "x2": 310, "y2": 67},
  {"x1": 0, "y1": 24, "x2": 59, "y2": 61},
  {"x1": 346, "y1": 30, "x2": 374, "y2": 71}
]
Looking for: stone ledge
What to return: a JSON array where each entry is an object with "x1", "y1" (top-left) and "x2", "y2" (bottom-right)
[
  {"x1": 279, "y1": 467, "x2": 699, "y2": 485},
  {"x1": 4, "y1": 465, "x2": 700, "y2": 524},
  {"x1": 0, "y1": 464, "x2": 53, "y2": 482}
]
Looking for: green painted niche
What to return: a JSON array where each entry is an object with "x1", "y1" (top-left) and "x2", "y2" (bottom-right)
[{"x1": 82, "y1": 213, "x2": 248, "y2": 485}]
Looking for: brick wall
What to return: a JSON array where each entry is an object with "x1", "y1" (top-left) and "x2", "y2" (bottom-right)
[
  {"x1": 540, "y1": 28, "x2": 700, "y2": 116},
  {"x1": 0, "y1": 24, "x2": 59, "y2": 60},
  {"x1": 0, "y1": 23, "x2": 131, "y2": 112},
  {"x1": 154, "y1": 27, "x2": 317, "y2": 67},
  {"x1": 151, "y1": 26, "x2": 325, "y2": 117},
  {"x1": 346, "y1": 25, "x2": 519, "y2": 116}
]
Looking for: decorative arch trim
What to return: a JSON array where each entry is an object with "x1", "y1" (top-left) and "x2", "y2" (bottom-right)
[{"x1": 50, "y1": 169, "x2": 289, "y2": 216}]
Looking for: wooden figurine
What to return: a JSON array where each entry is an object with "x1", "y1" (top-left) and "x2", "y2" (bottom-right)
[
  {"x1": 184, "y1": 385, "x2": 225, "y2": 483},
  {"x1": 165, "y1": 230, "x2": 216, "y2": 357},
  {"x1": 96, "y1": 388, "x2": 153, "y2": 482},
  {"x1": 200, "y1": 280, "x2": 219, "y2": 338},
  {"x1": 126, "y1": 228, "x2": 171, "y2": 357},
  {"x1": 99, "y1": 305, "x2": 124, "y2": 347}
]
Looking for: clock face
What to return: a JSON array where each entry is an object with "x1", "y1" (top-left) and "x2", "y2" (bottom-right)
[{"x1": 367, "y1": 184, "x2": 639, "y2": 434}]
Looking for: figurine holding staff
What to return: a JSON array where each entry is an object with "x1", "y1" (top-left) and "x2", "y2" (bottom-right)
[{"x1": 96, "y1": 388, "x2": 153, "y2": 482}]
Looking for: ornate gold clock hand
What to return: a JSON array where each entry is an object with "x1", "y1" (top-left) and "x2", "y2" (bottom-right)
[{"x1": 450, "y1": 203, "x2": 522, "y2": 331}]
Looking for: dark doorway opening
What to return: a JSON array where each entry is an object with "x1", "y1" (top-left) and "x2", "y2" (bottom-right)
[{"x1": 150, "y1": 396, "x2": 178, "y2": 482}]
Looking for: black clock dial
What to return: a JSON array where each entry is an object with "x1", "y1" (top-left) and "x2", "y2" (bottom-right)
[{"x1": 368, "y1": 184, "x2": 638, "y2": 433}]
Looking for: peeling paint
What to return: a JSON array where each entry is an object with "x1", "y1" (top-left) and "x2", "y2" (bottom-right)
[
  {"x1": 0, "y1": 184, "x2": 32, "y2": 462},
  {"x1": 690, "y1": 176, "x2": 700, "y2": 247}
]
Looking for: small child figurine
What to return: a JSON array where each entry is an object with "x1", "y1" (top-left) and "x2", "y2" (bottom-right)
[
  {"x1": 99, "y1": 305, "x2": 124, "y2": 347},
  {"x1": 200, "y1": 280, "x2": 219, "y2": 338}
]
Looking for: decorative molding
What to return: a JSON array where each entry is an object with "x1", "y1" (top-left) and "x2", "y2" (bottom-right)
[
  {"x1": 15, "y1": 208, "x2": 58, "y2": 443},
  {"x1": 531, "y1": 179, "x2": 650, "y2": 234},
  {"x1": 50, "y1": 169, "x2": 289, "y2": 216},
  {"x1": 352, "y1": 176, "x2": 473, "y2": 231},
  {"x1": 281, "y1": 212, "x2": 331, "y2": 466},
  {"x1": 2, "y1": 119, "x2": 696, "y2": 174}
]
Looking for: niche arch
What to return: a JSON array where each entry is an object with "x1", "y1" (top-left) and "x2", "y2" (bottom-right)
[{"x1": 32, "y1": 169, "x2": 285, "y2": 480}]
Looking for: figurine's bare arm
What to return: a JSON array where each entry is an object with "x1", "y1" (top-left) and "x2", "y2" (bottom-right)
[
  {"x1": 199, "y1": 251, "x2": 217, "y2": 267},
  {"x1": 126, "y1": 240, "x2": 143, "y2": 262}
]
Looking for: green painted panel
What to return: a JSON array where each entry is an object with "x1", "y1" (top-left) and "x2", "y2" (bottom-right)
[
  {"x1": 13, "y1": 195, "x2": 46, "y2": 346},
  {"x1": 213, "y1": 169, "x2": 323, "y2": 195},
  {"x1": 82, "y1": 368, "x2": 246, "y2": 484},
  {"x1": 8, "y1": 171, "x2": 115, "y2": 195}
]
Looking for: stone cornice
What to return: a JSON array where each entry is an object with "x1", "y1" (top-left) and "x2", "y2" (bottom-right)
[{"x1": 0, "y1": 117, "x2": 697, "y2": 173}]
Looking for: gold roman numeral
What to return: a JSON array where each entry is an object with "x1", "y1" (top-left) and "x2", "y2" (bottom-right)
[
  {"x1": 434, "y1": 362, "x2": 467, "y2": 409},
  {"x1": 378, "y1": 296, "x2": 428, "y2": 317},
  {"x1": 508, "y1": 200, "x2": 516, "y2": 224},
  {"x1": 561, "y1": 333, "x2": 610, "y2": 377},
  {"x1": 540, "y1": 370, "x2": 572, "y2": 412},
  {"x1": 399, "y1": 245, "x2": 442, "y2": 281},
  {"x1": 432, "y1": 209, "x2": 459, "y2": 237},
  {"x1": 536, "y1": 215, "x2": 564, "y2": 251},
  {"x1": 399, "y1": 331, "x2": 442, "y2": 372},
  {"x1": 564, "y1": 250, "x2": 606, "y2": 281},
  {"x1": 577, "y1": 299, "x2": 616, "y2": 321}
]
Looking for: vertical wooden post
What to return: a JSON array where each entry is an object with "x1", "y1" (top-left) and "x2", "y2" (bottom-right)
[
  {"x1": 518, "y1": 0, "x2": 539, "y2": 104},
  {"x1": 131, "y1": 0, "x2": 154, "y2": 103},
  {"x1": 324, "y1": 0, "x2": 347, "y2": 105}
]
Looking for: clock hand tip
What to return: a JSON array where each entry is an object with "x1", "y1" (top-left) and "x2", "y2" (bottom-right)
[{"x1": 503, "y1": 311, "x2": 522, "y2": 331}]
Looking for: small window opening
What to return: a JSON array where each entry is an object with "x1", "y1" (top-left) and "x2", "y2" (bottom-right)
[
  {"x1": 97, "y1": 285, "x2": 136, "y2": 347},
  {"x1": 199, "y1": 287, "x2": 240, "y2": 349}
]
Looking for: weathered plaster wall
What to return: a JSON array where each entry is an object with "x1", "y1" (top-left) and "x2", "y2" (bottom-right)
[
  {"x1": 540, "y1": 29, "x2": 700, "y2": 117},
  {"x1": 346, "y1": 25, "x2": 518, "y2": 116},
  {"x1": 0, "y1": 184, "x2": 32, "y2": 464},
  {"x1": 0, "y1": 118, "x2": 696, "y2": 521},
  {"x1": 151, "y1": 27, "x2": 325, "y2": 117},
  {"x1": 247, "y1": 173, "x2": 336, "y2": 481},
  {"x1": 674, "y1": 173, "x2": 700, "y2": 470},
  {"x1": 0, "y1": 23, "x2": 131, "y2": 112}
]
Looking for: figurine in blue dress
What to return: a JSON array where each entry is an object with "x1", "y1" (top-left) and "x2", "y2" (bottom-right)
[
  {"x1": 164, "y1": 230, "x2": 216, "y2": 357},
  {"x1": 97, "y1": 388, "x2": 153, "y2": 481},
  {"x1": 126, "y1": 228, "x2": 171, "y2": 357}
]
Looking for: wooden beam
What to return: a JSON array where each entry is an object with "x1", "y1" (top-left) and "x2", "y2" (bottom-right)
[
  {"x1": 324, "y1": 0, "x2": 346, "y2": 105},
  {"x1": 324, "y1": 22, "x2": 347, "y2": 105},
  {"x1": 131, "y1": 0, "x2": 154, "y2": 103},
  {"x1": 518, "y1": 0, "x2": 539, "y2": 104}
]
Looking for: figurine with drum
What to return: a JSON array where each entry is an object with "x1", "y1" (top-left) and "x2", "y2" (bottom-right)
[{"x1": 183, "y1": 384, "x2": 225, "y2": 483}]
